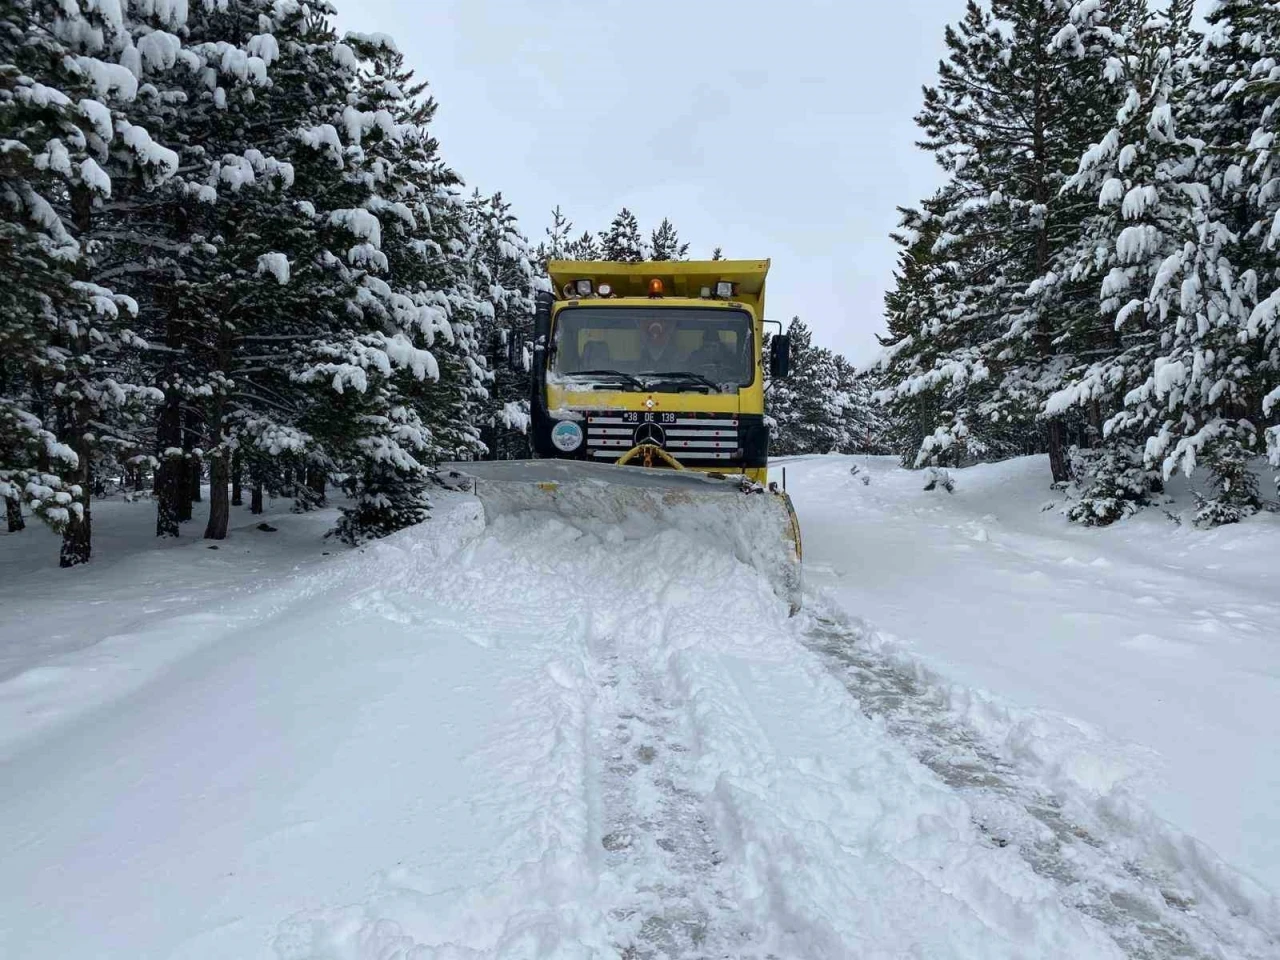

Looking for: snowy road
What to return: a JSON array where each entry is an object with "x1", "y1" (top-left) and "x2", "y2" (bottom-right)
[{"x1": 1, "y1": 464, "x2": 1278, "y2": 958}]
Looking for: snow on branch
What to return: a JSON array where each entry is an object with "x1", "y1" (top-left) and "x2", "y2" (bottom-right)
[
  {"x1": 297, "y1": 333, "x2": 440, "y2": 395},
  {"x1": 329, "y1": 208, "x2": 382, "y2": 248},
  {"x1": 256, "y1": 252, "x2": 291, "y2": 285}
]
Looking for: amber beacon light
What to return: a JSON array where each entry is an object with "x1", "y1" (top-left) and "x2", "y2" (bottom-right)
[{"x1": 647, "y1": 278, "x2": 665, "y2": 297}]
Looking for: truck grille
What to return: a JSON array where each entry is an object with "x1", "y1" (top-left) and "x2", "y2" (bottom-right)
[{"x1": 584, "y1": 412, "x2": 741, "y2": 464}]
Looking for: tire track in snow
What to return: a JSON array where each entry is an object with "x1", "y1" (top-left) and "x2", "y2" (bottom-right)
[
  {"x1": 263, "y1": 501, "x2": 1263, "y2": 959},
  {"x1": 586, "y1": 629, "x2": 772, "y2": 959},
  {"x1": 802, "y1": 605, "x2": 1280, "y2": 960}
]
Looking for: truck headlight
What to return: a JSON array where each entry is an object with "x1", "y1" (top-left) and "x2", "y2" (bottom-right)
[{"x1": 551, "y1": 420, "x2": 584, "y2": 452}]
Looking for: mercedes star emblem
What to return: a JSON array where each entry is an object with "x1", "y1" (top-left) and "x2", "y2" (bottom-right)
[{"x1": 633, "y1": 421, "x2": 667, "y2": 447}]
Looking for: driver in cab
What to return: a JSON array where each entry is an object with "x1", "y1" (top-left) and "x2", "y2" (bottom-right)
[{"x1": 636, "y1": 317, "x2": 731, "y2": 374}]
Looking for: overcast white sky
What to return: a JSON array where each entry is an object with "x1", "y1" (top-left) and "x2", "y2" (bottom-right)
[{"x1": 332, "y1": 1, "x2": 976, "y2": 367}]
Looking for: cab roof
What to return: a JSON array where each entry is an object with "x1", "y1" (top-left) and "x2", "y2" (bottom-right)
[{"x1": 547, "y1": 259, "x2": 769, "y2": 301}]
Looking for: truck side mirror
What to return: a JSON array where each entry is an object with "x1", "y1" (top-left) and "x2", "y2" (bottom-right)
[
  {"x1": 533, "y1": 291, "x2": 553, "y2": 354},
  {"x1": 530, "y1": 291, "x2": 553, "y2": 383},
  {"x1": 770, "y1": 334, "x2": 791, "y2": 379}
]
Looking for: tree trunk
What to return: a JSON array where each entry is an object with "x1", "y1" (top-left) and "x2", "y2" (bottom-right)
[
  {"x1": 204, "y1": 389, "x2": 229, "y2": 539},
  {"x1": 307, "y1": 465, "x2": 326, "y2": 504},
  {"x1": 480, "y1": 423, "x2": 498, "y2": 462},
  {"x1": 189, "y1": 456, "x2": 202, "y2": 503},
  {"x1": 176, "y1": 409, "x2": 194, "y2": 522},
  {"x1": 6, "y1": 496, "x2": 24, "y2": 533},
  {"x1": 1088, "y1": 401, "x2": 1104, "y2": 447},
  {"x1": 155, "y1": 396, "x2": 182, "y2": 537},
  {"x1": 231, "y1": 451, "x2": 243, "y2": 506},
  {"x1": 204, "y1": 451, "x2": 230, "y2": 539},
  {"x1": 1046, "y1": 419, "x2": 1071, "y2": 483},
  {"x1": 180, "y1": 409, "x2": 200, "y2": 518},
  {"x1": 176, "y1": 456, "x2": 194, "y2": 522},
  {"x1": 59, "y1": 443, "x2": 92, "y2": 567},
  {"x1": 251, "y1": 481, "x2": 264, "y2": 515},
  {"x1": 60, "y1": 184, "x2": 94, "y2": 566}
]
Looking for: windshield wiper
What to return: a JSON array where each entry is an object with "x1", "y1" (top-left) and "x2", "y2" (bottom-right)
[
  {"x1": 567, "y1": 369, "x2": 645, "y2": 390},
  {"x1": 648, "y1": 371, "x2": 722, "y2": 392}
]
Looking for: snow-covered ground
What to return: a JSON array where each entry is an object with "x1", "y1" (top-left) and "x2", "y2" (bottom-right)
[
  {"x1": 790, "y1": 455, "x2": 1280, "y2": 895},
  {"x1": 0, "y1": 495, "x2": 345, "y2": 759},
  {"x1": 0, "y1": 463, "x2": 1277, "y2": 959}
]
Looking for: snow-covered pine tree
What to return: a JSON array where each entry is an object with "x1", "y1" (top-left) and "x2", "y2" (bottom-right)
[
  {"x1": 96, "y1": 1, "x2": 454, "y2": 542},
  {"x1": 283, "y1": 20, "x2": 492, "y2": 540},
  {"x1": 132, "y1": 0, "x2": 306, "y2": 540},
  {"x1": 766, "y1": 318, "x2": 849, "y2": 455},
  {"x1": 1037, "y1": 2, "x2": 1193, "y2": 522},
  {"x1": 420, "y1": 183, "x2": 491, "y2": 464},
  {"x1": 3, "y1": 0, "x2": 553, "y2": 558},
  {"x1": 649, "y1": 216, "x2": 689, "y2": 261},
  {"x1": 530, "y1": 204, "x2": 572, "y2": 294},
  {"x1": 1, "y1": 0, "x2": 98, "y2": 535},
  {"x1": 994, "y1": 0, "x2": 1137, "y2": 481},
  {"x1": 877, "y1": 199, "x2": 955, "y2": 464},
  {"x1": 80, "y1": 0, "x2": 336, "y2": 539},
  {"x1": 565, "y1": 228, "x2": 601, "y2": 261},
  {"x1": 539, "y1": 204, "x2": 573, "y2": 262},
  {"x1": 547, "y1": 209, "x2": 690, "y2": 263},
  {"x1": 466, "y1": 190, "x2": 537, "y2": 460},
  {"x1": 326, "y1": 31, "x2": 488, "y2": 542},
  {"x1": 837, "y1": 358, "x2": 891, "y2": 454},
  {"x1": 876, "y1": 0, "x2": 1125, "y2": 479},
  {"x1": 1201, "y1": 1, "x2": 1280, "y2": 499},
  {"x1": 598, "y1": 206, "x2": 645, "y2": 261},
  {"x1": 1045, "y1": 2, "x2": 1269, "y2": 525},
  {"x1": 1134, "y1": 0, "x2": 1271, "y2": 524},
  {"x1": 1, "y1": 0, "x2": 175, "y2": 563}
]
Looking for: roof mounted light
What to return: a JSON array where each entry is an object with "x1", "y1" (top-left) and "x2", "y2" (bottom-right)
[
  {"x1": 597, "y1": 282, "x2": 613, "y2": 297},
  {"x1": 647, "y1": 278, "x2": 665, "y2": 298},
  {"x1": 714, "y1": 280, "x2": 735, "y2": 299},
  {"x1": 699, "y1": 286, "x2": 712, "y2": 298},
  {"x1": 562, "y1": 282, "x2": 575, "y2": 297},
  {"x1": 574, "y1": 279, "x2": 593, "y2": 296}
]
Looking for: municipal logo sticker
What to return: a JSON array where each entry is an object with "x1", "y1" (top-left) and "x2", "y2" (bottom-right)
[{"x1": 551, "y1": 420, "x2": 583, "y2": 452}]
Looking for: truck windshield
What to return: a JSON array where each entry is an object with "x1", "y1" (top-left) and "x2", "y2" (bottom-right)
[{"x1": 550, "y1": 306, "x2": 754, "y2": 390}]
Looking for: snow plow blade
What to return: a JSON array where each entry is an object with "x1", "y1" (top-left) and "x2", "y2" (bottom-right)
[{"x1": 441, "y1": 460, "x2": 802, "y2": 614}]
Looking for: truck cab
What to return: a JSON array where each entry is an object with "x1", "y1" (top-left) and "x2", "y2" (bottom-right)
[{"x1": 529, "y1": 260, "x2": 789, "y2": 485}]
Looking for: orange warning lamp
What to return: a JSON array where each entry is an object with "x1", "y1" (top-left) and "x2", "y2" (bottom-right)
[{"x1": 647, "y1": 278, "x2": 665, "y2": 298}]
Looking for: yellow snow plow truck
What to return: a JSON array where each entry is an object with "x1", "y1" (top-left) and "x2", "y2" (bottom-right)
[{"x1": 450, "y1": 259, "x2": 802, "y2": 613}]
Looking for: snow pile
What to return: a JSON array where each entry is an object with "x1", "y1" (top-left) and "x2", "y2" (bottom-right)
[{"x1": 458, "y1": 459, "x2": 801, "y2": 611}]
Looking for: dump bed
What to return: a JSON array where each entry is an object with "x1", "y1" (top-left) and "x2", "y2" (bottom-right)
[{"x1": 547, "y1": 259, "x2": 769, "y2": 316}]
